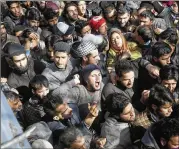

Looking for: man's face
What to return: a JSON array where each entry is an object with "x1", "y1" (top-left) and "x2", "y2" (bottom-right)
[
  {"x1": 9, "y1": 3, "x2": 22, "y2": 17},
  {"x1": 8, "y1": 98, "x2": 22, "y2": 113},
  {"x1": 54, "y1": 51, "x2": 69, "y2": 69},
  {"x1": 118, "y1": 71, "x2": 135, "y2": 88},
  {"x1": 105, "y1": 9, "x2": 116, "y2": 22},
  {"x1": 34, "y1": 86, "x2": 49, "y2": 99},
  {"x1": 87, "y1": 50, "x2": 100, "y2": 65},
  {"x1": 117, "y1": 13, "x2": 130, "y2": 27},
  {"x1": 67, "y1": 6, "x2": 78, "y2": 21},
  {"x1": 38, "y1": 1, "x2": 46, "y2": 10},
  {"x1": 48, "y1": 17, "x2": 58, "y2": 26},
  {"x1": 156, "y1": 54, "x2": 171, "y2": 67},
  {"x1": 155, "y1": 103, "x2": 173, "y2": 118},
  {"x1": 28, "y1": 20, "x2": 40, "y2": 31},
  {"x1": 71, "y1": 136, "x2": 86, "y2": 149},
  {"x1": 139, "y1": 17, "x2": 152, "y2": 26},
  {"x1": 98, "y1": 22, "x2": 107, "y2": 35},
  {"x1": 47, "y1": 46, "x2": 54, "y2": 61},
  {"x1": 120, "y1": 103, "x2": 135, "y2": 122},
  {"x1": 78, "y1": 1, "x2": 86, "y2": 15},
  {"x1": 13, "y1": 54, "x2": 28, "y2": 73},
  {"x1": 87, "y1": 69, "x2": 102, "y2": 91},
  {"x1": 81, "y1": 25, "x2": 91, "y2": 37},
  {"x1": 161, "y1": 79, "x2": 177, "y2": 93},
  {"x1": 1, "y1": 24, "x2": 7, "y2": 41},
  {"x1": 56, "y1": 103, "x2": 73, "y2": 119},
  {"x1": 164, "y1": 136, "x2": 179, "y2": 149}
]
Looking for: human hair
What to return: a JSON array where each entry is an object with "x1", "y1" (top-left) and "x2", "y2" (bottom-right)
[
  {"x1": 139, "y1": 10, "x2": 154, "y2": 21},
  {"x1": 43, "y1": 8, "x2": 59, "y2": 21},
  {"x1": 75, "y1": 20, "x2": 89, "y2": 35},
  {"x1": 3, "y1": 90, "x2": 20, "y2": 102},
  {"x1": 115, "y1": 59, "x2": 134, "y2": 78},
  {"x1": 63, "y1": 2, "x2": 78, "y2": 16},
  {"x1": 29, "y1": 75, "x2": 49, "y2": 91},
  {"x1": 25, "y1": 7, "x2": 41, "y2": 21},
  {"x1": 59, "y1": 127, "x2": 83, "y2": 148},
  {"x1": 117, "y1": 6, "x2": 130, "y2": 15},
  {"x1": 159, "y1": 27, "x2": 178, "y2": 45},
  {"x1": 136, "y1": 25, "x2": 153, "y2": 42},
  {"x1": 43, "y1": 93, "x2": 63, "y2": 117},
  {"x1": 148, "y1": 84, "x2": 174, "y2": 111},
  {"x1": 160, "y1": 64, "x2": 179, "y2": 82},
  {"x1": 45, "y1": 34, "x2": 61, "y2": 49},
  {"x1": 105, "y1": 93, "x2": 130, "y2": 115},
  {"x1": 6, "y1": 1, "x2": 20, "y2": 8},
  {"x1": 152, "y1": 41, "x2": 172, "y2": 58},
  {"x1": 92, "y1": 7, "x2": 102, "y2": 16},
  {"x1": 109, "y1": 30, "x2": 128, "y2": 52},
  {"x1": 170, "y1": 104, "x2": 179, "y2": 118},
  {"x1": 152, "y1": 118, "x2": 179, "y2": 147}
]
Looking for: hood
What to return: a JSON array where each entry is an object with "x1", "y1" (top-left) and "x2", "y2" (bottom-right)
[{"x1": 141, "y1": 126, "x2": 160, "y2": 149}]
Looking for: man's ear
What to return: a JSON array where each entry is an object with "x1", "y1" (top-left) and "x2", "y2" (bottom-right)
[
  {"x1": 160, "y1": 138, "x2": 167, "y2": 147},
  {"x1": 153, "y1": 57, "x2": 158, "y2": 63},
  {"x1": 82, "y1": 56, "x2": 88, "y2": 62},
  {"x1": 151, "y1": 104, "x2": 157, "y2": 111}
]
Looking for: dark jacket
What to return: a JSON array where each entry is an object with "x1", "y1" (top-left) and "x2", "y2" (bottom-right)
[
  {"x1": 7, "y1": 58, "x2": 46, "y2": 88},
  {"x1": 4, "y1": 11, "x2": 25, "y2": 35}
]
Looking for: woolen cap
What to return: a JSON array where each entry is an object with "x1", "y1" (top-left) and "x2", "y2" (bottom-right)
[{"x1": 53, "y1": 41, "x2": 71, "y2": 53}]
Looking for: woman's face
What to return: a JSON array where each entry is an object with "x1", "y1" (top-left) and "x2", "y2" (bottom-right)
[{"x1": 111, "y1": 32, "x2": 123, "y2": 49}]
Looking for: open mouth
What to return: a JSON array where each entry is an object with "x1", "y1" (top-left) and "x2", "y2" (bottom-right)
[{"x1": 95, "y1": 82, "x2": 100, "y2": 87}]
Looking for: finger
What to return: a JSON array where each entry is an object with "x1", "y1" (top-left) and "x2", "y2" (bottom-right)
[{"x1": 88, "y1": 103, "x2": 91, "y2": 110}]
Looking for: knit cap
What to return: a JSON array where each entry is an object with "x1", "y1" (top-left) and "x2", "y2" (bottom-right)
[
  {"x1": 89, "y1": 16, "x2": 106, "y2": 31},
  {"x1": 53, "y1": 41, "x2": 71, "y2": 53},
  {"x1": 81, "y1": 64, "x2": 101, "y2": 81},
  {"x1": 82, "y1": 34, "x2": 103, "y2": 46},
  {"x1": 32, "y1": 139, "x2": 53, "y2": 149},
  {"x1": 73, "y1": 41, "x2": 97, "y2": 58},
  {"x1": 7, "y1": 43, "x2": 26, "y2": 57}
]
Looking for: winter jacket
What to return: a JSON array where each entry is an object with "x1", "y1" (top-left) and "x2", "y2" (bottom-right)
[
  {"x1": 100, "y1": 117, "x2": 133, "y2": 149},
  {"x1": 7, "y1": 58, "x2": 46, "y2": 88},
  {"x1": 42, "y1": 62, "x2": 75, "y2": 91}
]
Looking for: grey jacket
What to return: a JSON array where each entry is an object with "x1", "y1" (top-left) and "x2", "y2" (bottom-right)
[
  {"x1": 42, "y1": 62, "x2": 75, "y2": 91},
  {"x1": 141, "y1": 126, "x2": 160, "y2": 149},
  {"x1": 101, "y1": 117, "x2": 133, "y2": 149}
]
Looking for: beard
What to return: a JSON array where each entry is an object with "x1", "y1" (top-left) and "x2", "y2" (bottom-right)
[
  {"x1": 14, "y1": 62, "x2": 29, "y2": 74},
  {"x1": 31, "y1": 26, "x2": 38, "y2": 32}
]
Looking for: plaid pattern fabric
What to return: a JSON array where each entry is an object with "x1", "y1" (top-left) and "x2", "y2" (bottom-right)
[
  {"x1": 74, "y1": 41, "x2": 97, "y2": 57},
  {"x1": 133, "y1": 109, "x2": 153, "y2": 129}
]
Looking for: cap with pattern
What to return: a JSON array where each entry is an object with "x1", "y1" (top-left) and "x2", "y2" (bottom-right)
[{"x1": 73, "y1": 41, "x2": 97, "y2": 58}]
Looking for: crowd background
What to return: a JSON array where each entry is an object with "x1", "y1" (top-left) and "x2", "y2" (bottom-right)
[{"x1": 1, "y1": 1, "x2": 179, "y2": 149}]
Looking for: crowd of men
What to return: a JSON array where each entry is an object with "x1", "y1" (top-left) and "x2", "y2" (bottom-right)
[{"x1": 1, "y1": 1, "x2": 179, "y2": 149}]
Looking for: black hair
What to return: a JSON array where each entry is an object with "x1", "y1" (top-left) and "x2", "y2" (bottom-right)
[
  {"x1": 115, "y1": 59, "x2": 134, "y2": 78},
  {"x1": 43, "y1": 8, "x2": 59, "y2": 21},
  {"x1": 92, "y1": 7, "x2": 102, "y2": 16},
  {"x1": 43, "y1": 93, "x2": 63, "y2": 117},
  {"x1": 152, "y1": 118, "x2": 179, "y2": 148},
  {"x1": 45, "y1": 34, "x2": 61, "y2": 50},
  {"x1": 152, "y1": 41, "x2": 172, "y2": 58},
  {"x1": 29, "y1": 75, "x2": 49, "y2": 91},
  {"x1": 117, "y1": 6, "x2": 130, "y2": 15},
  {"x1": 75, "y1": 20, "x2": 89, "y2": 35},
  {"x1": 105, "y1": 93, "x2": 130, "y2": 115},
  {"x1": 6, "y1": 1, "x2": 20, "y2": 8},
  {"x1": 170, "y1": 104, "x2": 179, "y2": 118},
  {"x1": 137, "y1": 25, "x2": 153, "y2": 42},
  {"x1": 160, "y1": 64, "x2": 179, "y2": 82},
  {"x1": 3, "y1": 90, "x2": 20, "y2": 102},
  {"x1": 148, "y1": 84, "x2": 174, "y2": 111},
  {"x1": 59, "y1": 127, "x2": 83, "y2": 148},
  {"x1": 139, "y1": 10, "x2": 154, "y2": 21},
  {"x1": 25, "y1": 7, "x2": 41, "y2": 21},
  {"x1": 159, "y1": 27, "x2": 178, "y2": 45}
]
